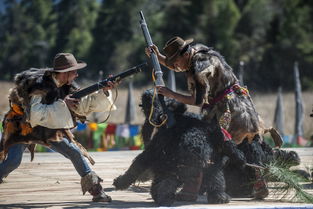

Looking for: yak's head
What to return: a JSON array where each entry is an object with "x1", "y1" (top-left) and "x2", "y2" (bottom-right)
[
  {"x1": 273, "y1": 149, "x2": 301, "y2": 167},
  {"x1": 140, "y1": 89, "x2": 187, "y2": 124}
]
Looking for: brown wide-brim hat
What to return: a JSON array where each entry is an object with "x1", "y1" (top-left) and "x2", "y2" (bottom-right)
[
  {"x1": 163, "y1": 36, "x2": 193, "y2": 62},
  {"x1": 49, "y1": 53, "x2": 87, "y2": 72}
]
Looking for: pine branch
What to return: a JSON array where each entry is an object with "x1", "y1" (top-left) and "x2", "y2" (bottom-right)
[{"x1": 263, "y1": 161, "x2": 313, "y2": 203}]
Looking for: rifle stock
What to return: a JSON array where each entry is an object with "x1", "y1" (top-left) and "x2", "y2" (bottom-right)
[{"x1": 71, "y1": 63, "x2": 146, "y2": 99}]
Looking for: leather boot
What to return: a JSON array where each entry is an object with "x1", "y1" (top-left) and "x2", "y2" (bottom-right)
[
  {"x1": 176, "y1": 171, "x2": 203, "y2": 202},
  {"x1": 88, "y1": 183, "x2": 112, "y2": 202},
  {"x1": 81, "y1": 171, "x2": 112, "y2": 202}
]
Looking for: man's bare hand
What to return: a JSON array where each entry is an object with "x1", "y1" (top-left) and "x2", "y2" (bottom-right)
[
  {"x1": 103, "y1": 81, "x2": 117, "y2": 92},
  {"x1": 145, "y1": 44, "x2": 160, "y2": 58},
  {"x1": 64, "y1": 95, "x2": 79, "y2": 110},
  {"x1": 156, "y1": 86, "x2": 173, "y2": 98},
  {"x1": 102, "y1": 75, "x2": 119, "y2": 92},
  {"x1": 145, "y1": 44, "x2": 167, "y2": 67}
]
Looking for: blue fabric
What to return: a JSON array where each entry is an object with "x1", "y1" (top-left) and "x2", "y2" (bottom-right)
[
  {"x1": 0, "y1": 138, "x2": 91, "y2": 180},
  {"x1": 49, "y1": 139, "x2": 91, "y2": 177},
  {"x1": 0, "y1": 144, "x2": 27, "y2": 179},
  {"x1": 76, "y1": 122, "x2": 87, "y2": 131},
  {"x1": 129, "y1": 125, "x2": 140, "y2": 137}
]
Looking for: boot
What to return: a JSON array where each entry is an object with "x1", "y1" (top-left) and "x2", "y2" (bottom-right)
[
  {"x1": 81, "y1": 171, "x2": 112, "y2": 202},
  {"x1": 88, "y1": 183, "x2": 112, "y2": 202},
  {"x1": 252, "y1": 169, "x2": 269, "y2": 199},
  {"x1": 176, "y1": 171, "x2": 203, "y2": 202}
]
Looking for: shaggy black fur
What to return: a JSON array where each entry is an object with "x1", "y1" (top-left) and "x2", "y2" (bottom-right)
[
  {"x1": 223, "y1": 137, "x2": 302, "y2": 197},
  {"x1": 113, "y1": 89, "x2": 245, "y2": 206}
]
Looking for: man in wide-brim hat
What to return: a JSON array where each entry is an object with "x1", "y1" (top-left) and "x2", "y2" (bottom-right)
[
  {"x1": 145, "y1": 36, "x2": 197, "y2": 105},
  {"x1": 0, "y1": 52, "x2": 118, "y2": 202},
  {"x1": 145, "y1": 36, "x2": 270, "y2": 202},
  {"x1": 145, "y1": 36, "x2": 212, "y2": 202}
]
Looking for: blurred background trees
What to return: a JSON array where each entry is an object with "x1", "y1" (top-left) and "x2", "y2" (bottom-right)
[{"x1": 0, "y1": 0, "x2": 312, "y2": 91}]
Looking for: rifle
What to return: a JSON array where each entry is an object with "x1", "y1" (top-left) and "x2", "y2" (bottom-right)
[
  {"x1": 71, "y1": 63, "x2": 146, "y2": 99},
  {"x1": 139, "y1": 11, "x2": 175, "y2": 128}
]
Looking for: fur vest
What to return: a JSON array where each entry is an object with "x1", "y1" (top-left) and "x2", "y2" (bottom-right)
[
  {"x1": 186, "y1": 43, "x2": 238, "y2": 105},
  {"x1": 185, "y1": 43, "x2": 212, "y2": 105},
  {"x1": 0, "y1": 68, "x2": 94, "y2": 164}
]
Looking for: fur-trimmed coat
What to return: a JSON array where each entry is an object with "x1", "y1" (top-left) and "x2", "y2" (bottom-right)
[
  {"x1": 184, "y1": 43, "x2": 261, "y2": 144},
  {"x1": 0, "y1": 68, "x2": 114, "y2": 163}
]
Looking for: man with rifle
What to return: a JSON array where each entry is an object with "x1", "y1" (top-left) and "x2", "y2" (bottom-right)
[
  {"x1": 145, "y1": 36, "x2": 270, "y2": 201},
  {"x1": 140, "y1": 11, "x2": 176, "y2": 128},
  {"x1": 0, "y1": 53, "x2": 142, "y2": 202}
]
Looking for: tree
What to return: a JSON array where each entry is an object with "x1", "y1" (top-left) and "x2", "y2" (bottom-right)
[
  {"x1": 200, "y1": 0, "x2": 241, "y2": 65},
  {"x1": 22, "y1": 0, "x2": 57, "y2": 68},
  {"x1": 0, "y1": 0, "x2": 56, "y2": 79},
  {"x1": 54, "y1": 0, "x2": 99, "y2": 59},
  {"x1": 89, "y1": 0, "x2": 145, "y2": 80},
  {"x1": 234, "y1": 0, "x2": 276, "y2": 90},
  {"x1": 258, "y1": 0, "x2": 313, "y2": 90}
]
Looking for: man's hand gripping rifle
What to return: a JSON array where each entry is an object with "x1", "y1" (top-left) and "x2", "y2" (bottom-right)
[
  {"x1": 71, "y1": 63, "x2": 146, "y2": 99},
  {"x1": 139, "y1": 11, "x2": 175, "y2": 128}
]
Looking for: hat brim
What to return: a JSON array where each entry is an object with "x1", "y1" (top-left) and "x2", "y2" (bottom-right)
[
  {"x1": 51, "y1": 61, "x2": 87, "y2": 72},
  {"x1": 185, "y1": 38, "x2": 194, "y2": 45},
  {"x1": 167, "y1": 38, "x2": 194, "y2": 62}
]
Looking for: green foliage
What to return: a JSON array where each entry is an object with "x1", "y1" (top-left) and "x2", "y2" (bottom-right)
[
  {"x1": 207, "y1": 0, "x2": 241, "y2": 64},
  {"x1": 54, "y1": 0, "x2": 99, "y2": 59},
  {"x1": 236, "y1": 0, "x2": 274, "y2": 63},
  {"x1": 257, "y1": 0, "x2": 313, "y2": 90},
  {"x1": 0, "y1": 0, "x2": 312, "y2": 90},
  {"x1": 0, "y1": 0, "x2": 56, "y2": 79},
  {"x1": 264, "y1": 160, "x2": 313, "y2": 203}
]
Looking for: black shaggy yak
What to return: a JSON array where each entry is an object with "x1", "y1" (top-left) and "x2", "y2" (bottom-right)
[
  {"x1": 222, "y1": 138, "x2": 302, "y2": 198},
  {"x1": 113, "y1": 89, "x2": 245, "y2": 206}
]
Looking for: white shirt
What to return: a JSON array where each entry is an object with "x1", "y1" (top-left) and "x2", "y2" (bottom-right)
[{"x1": 29, "y1": 84, "x2": 116, "y2": 129}]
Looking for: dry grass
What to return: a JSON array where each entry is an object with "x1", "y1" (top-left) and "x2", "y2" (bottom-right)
[
  {"x1": 0, "y1": 81, "x2": 13, "y2": 115},
  {"x1": 0, "y1": 81, "x2": 312, "y2": 139},
  {"x1": 252, "y1": 91, "x2": 313, "y2": 139}
]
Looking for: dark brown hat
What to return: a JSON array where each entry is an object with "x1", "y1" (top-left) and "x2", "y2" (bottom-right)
[
  {"x1": 52, "y1": 53, "x2": 86, "y2": 72},
  {"x1": 163, "y1": 36, "x2": 193, "y2": 62}
]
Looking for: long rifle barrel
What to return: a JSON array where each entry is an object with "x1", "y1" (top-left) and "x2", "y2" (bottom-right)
[
  {"x1": 71, "y1": 63, "x2": 146, "y2": 99},
  {"x1": 139, "y1": 11, "x2": 175, "y2": 128},
  {"x1": 139, "y1": 11, "x2": 165, "y2": 87}
]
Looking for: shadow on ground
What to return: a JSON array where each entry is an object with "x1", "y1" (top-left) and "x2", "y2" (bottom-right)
[{"x1": 1, "y1": 200, "x2": 155, "y2": 209}]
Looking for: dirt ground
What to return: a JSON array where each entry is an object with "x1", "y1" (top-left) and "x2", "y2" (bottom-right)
[{"x1": 0, "y1": 148, "x2": 312, "y2": 209}]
